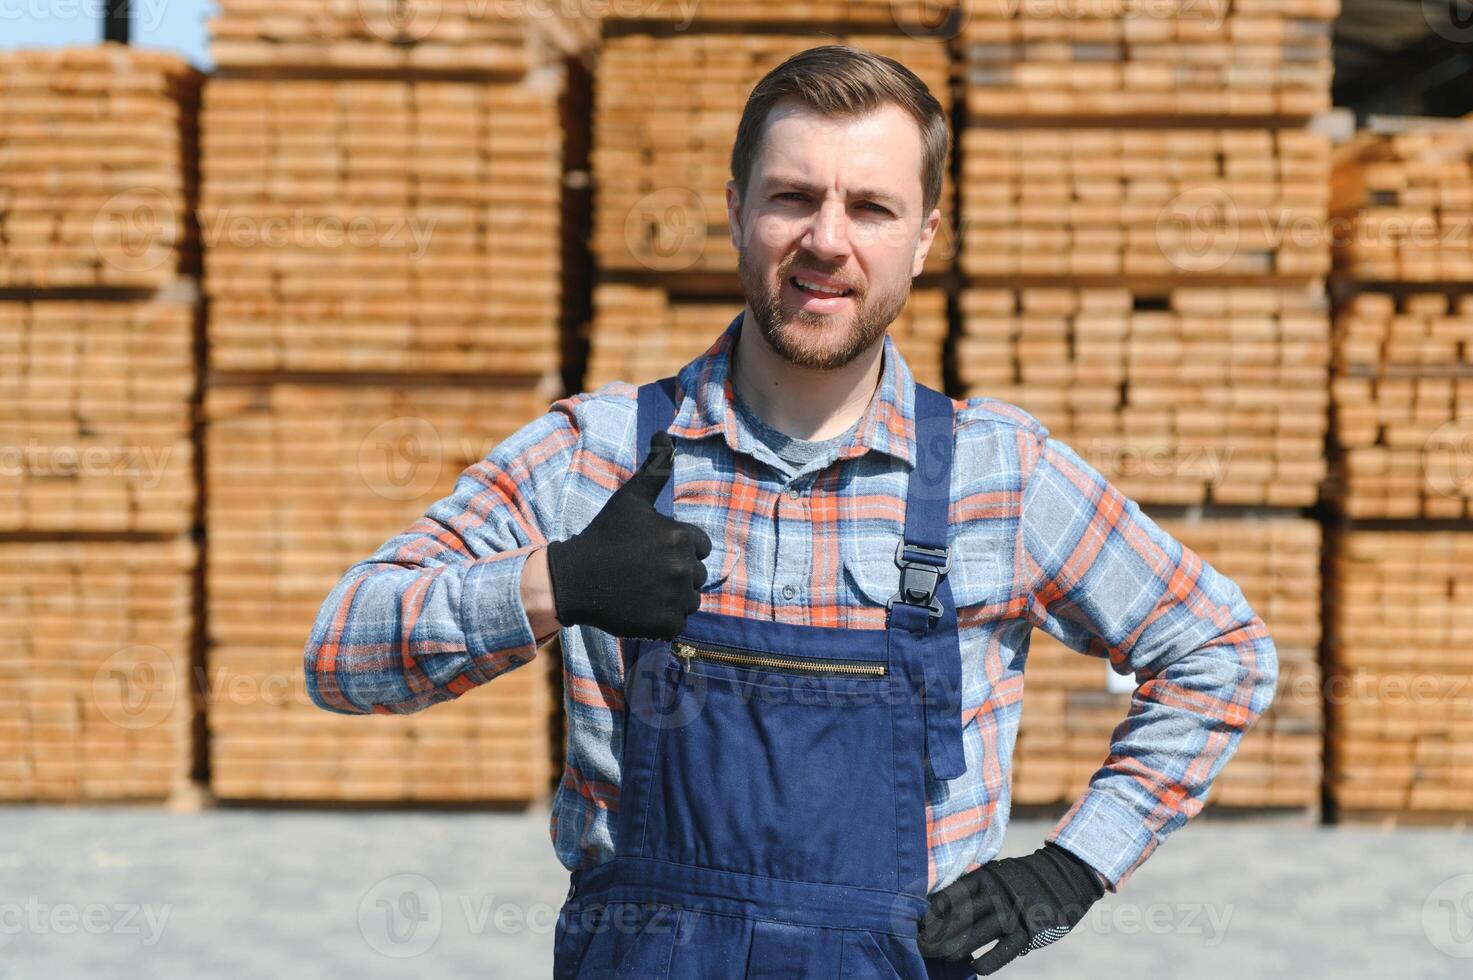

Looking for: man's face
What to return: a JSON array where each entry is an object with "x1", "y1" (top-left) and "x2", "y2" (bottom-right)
[{"x1": 727, "y1": 98, "x2": 941, "y2": 372}]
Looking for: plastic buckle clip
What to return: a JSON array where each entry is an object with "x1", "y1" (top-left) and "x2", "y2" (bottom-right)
[{"x1": 886, "y1": 541, "x2": 950, "y2": 621}]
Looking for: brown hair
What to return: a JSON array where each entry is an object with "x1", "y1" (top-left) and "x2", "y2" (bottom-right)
[{"x1": 729, "y1": 44, "x2": 949, "y2": 219}]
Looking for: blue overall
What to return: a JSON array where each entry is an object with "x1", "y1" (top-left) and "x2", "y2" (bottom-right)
[{"x1": 552, "y1": 375, "x2": 976, "y2": 979}]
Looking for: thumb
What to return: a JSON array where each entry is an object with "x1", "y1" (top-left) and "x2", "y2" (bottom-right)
[
  {"x1": 621, "y1": 430, "x2": 675, "y2": 506},
  {"x1": 972, "y1": 929, "x2": 1029, "y2": 977}
]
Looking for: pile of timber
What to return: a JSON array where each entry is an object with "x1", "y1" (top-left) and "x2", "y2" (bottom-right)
[
  {"x1": 209, "y1": 0, "x2": 596, "y2": 73},
  {"x1": 0, "y1": 45, "x2": 201, "y2": 289},
  {"x1": 601, "y1": 0, "x2": 957, "y2": 29},
  {"x1": 200, "y1": 4, "x2": 583, "y2": 804},
  {"x1": 959, "y1": 127, "x2": 1330, "y2": 279},
  {"x1": 960, "y1": 0, "x2": 1337, "y2": 119},
  {"x1": 1328, "y1": 531, "x2": 1473, "y2": 816},
  {"x1": 203, "y1": 381, "x2": 560, "y2": 801},
  {"x1": 0, "y1": 539, "x2": 197, "y2": 800},
  {"x1": 1330, "y1": 121, "x2": 1473, "y2": 283},
  {"x1": 1331, "y1": 291, "x2": 1473, "y2": 518},
  {"x1": 956, "y1": 285, "x2": 1328, "y2": 505},
  {"x1": 201, "y1": 76, "x2": 567, "y2": 375},
  {"x1": 0, "y1": 300, "x2": 197, "y2": 532},
  {"x1": 0, "y1": 46, "x2": 202, "y2": 804}
]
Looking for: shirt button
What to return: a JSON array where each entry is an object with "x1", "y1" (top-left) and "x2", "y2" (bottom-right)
[
  {"x1": 508, "y1": 655, "x2": 526, "y2": 667},
  {"x1": 782, "y1": 585, "x2": 795, "y2": 599},
  {"x1": 787, "y1": 487, "x2": 801, "y2": 500}
]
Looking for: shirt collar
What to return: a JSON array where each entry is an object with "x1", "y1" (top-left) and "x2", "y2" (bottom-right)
[{"x1": 668, "y1": 309, "x2": 918, "y2": 469}]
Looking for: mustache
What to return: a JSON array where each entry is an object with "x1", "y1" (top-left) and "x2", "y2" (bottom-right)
[{"x1": 778, "y1": 266, "x2": 861, "y2": 294}]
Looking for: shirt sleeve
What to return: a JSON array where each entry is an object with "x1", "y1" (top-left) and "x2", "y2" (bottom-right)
[
  {"x1": 303, "y1": 395, "x2": 582, "y2": 715},
  {"x1": 1018, "y1": 431, "x2": 1280, "y2": 893}
]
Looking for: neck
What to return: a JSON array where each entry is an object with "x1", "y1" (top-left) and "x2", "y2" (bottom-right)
[{"x1": 730, "y1": 305, "x2": 885, "y2": 442}]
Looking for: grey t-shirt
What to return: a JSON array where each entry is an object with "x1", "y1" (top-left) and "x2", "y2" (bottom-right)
[{"x1": 730, "y1": 387, "x2": 863, "y2": 477}]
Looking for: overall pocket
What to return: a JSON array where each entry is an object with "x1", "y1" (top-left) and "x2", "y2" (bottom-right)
[
  {"x1": 648, "y1": 637, "x2": 900, "y2": 889},
  {"x1": 556, "y1": 902, "x2": 682, "y2": 980}
]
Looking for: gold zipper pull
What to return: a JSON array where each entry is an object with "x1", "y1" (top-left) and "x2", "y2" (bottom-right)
[{"x1": 668, "y1": 640, "x2": 886, "y2": 678}]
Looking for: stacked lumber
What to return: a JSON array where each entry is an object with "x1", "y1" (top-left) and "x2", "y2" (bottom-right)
[
  {"x1": 0, "y1": 300, "x2": 197, "y2": 532},
  {"x1": 201, "y1": 77, "x2": 566, "y2": 374},
  {"x1": 1330, "y1": 291, "x2": 1473, "y2": 518},
  {"x1": 960, "y1": 0, "x2": 1337, "y2": 119},
  {"x1": 0, "y1": 45, "x2": 201, "y2": 288},
  {"x1": 959, "y1": 127, "x2": 1330, "y2": 278},
  {"x1": 1013, "y1": 517, "x2": 1321, "y2": 810},
  {"x1": 201, "y1": 3, "x2": 579, "y2": 804},
  {"x1": 956, "y1": 285, "x2": 1328, "y2": 505},
  {"x1": 209, "y1": 0, "x2": 596, "y2": 72},
  {"x1": 1330, "y1": 122, "x2": 1473, "y2": 282},
  {"x1": 592, "y1": 34, "x2": 954, "y2": 277},
  {"x1": 585, "y1": 284, "x2": 948, "y2": 391},
  {"x1": 603, "y1": 0, "x2": 956, "y2": 28},
  {"x1": 1327, "y1": 531, "x2": 1473, "y2": 815},
  {"x1": 1326, "y1": 120, "x2": 1473, "y2": 822},
  {"x1": 0, "y1": 47, "x2": 203, "y2": 803},
  {"x1": 0, "y1": 538, "x2": 197, "y2": 800},
  {"x1": 204, "y1": 382, "x2": 560, "y2": 801}
]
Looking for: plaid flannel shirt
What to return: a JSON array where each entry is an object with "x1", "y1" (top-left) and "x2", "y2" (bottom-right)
[{"x1": 304, "y1": 310, "x2": 1278, "y2": 894}]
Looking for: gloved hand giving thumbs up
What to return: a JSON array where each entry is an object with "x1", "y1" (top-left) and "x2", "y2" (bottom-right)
[{"x1": 545, "y1": 431, "x2": 713, "y2": 640}]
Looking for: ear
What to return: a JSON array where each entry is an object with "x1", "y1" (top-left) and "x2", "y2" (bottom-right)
[
  {"x1": 911, "y1": 206, "x2": 942, "y2": 277},
  {"x1": 726, "y1": 179, "x2": 743, "y2": 251}
]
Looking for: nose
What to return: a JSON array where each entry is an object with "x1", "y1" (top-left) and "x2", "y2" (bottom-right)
[{"x1": 799, "y1": 198, "x2": 851, "y2": 263}]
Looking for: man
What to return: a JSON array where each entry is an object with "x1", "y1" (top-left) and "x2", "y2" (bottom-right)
[{"x1": 305, "y1": 45, "x2": 1279, "y2": 978}]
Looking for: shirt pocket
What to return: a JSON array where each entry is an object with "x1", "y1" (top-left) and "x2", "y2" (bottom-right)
[
  {"x1": 842, "y1": 530, "x2": 1011, "y2": 613},
  {"x1": 840, "y1": 533, "x2": 909, "y2": 610}
]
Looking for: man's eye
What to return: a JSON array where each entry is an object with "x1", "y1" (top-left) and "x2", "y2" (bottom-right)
[{"x1": 774, "y1": 193, "x2": 888, "y2": 215}]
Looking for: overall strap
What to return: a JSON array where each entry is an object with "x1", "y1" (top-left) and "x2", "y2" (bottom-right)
[
  {"x1": 636, "y1": 376, "x2": 680, "y2": 519},
  {"x1": 888, "y1": 383, "x2": 967, "y2": 781},
  {"x1": 623, "y1": 377, "x2": 680, "y2": 686}
]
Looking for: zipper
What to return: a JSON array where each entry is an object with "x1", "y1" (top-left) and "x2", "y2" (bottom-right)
[{"x1": 670, "y1": 639, "x2": 886, "y2": 678}]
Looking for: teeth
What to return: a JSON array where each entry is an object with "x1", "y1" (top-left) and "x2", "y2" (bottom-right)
[{"x1": 794, "y1": 277, "x2": 849, "y2": 296}]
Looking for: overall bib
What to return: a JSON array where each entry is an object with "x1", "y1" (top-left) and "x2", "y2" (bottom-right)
[{"x1": 552, "y1": 375, "x2": 976, "y2": 979}]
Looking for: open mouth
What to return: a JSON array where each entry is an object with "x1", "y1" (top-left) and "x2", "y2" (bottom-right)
[{"x1": 789, "y1": 275, "x2": 854, "y2": 299}]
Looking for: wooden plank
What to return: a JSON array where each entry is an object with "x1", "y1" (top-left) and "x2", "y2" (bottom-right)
[
  {"x1": 0, "y1": 45, "x2": 201, "y2": 290},
  {"x1": 0, "y1": 538, "x2": 197, "y2": 802},
  {"x1": 203, "y1": 380, "x2": 561, "y2": 803},
  {"x1": 957, "y1": 285, "x2": 1328, "y2": 506},
  {"x1": 200, "y1": 75, "x2": 575, "y2": 375}
]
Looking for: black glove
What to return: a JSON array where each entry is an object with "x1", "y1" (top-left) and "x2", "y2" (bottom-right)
[
  {"x1": 916, "y1": 841, "x2": 1105, "y2": 975},
  {"x1": 545, "y1": 430, "x2": 712, "y2": 640}
]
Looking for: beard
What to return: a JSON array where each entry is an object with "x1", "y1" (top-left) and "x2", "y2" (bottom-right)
[{"x1": 737, "y1": 246, "x2": 911, "y2": 372}]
